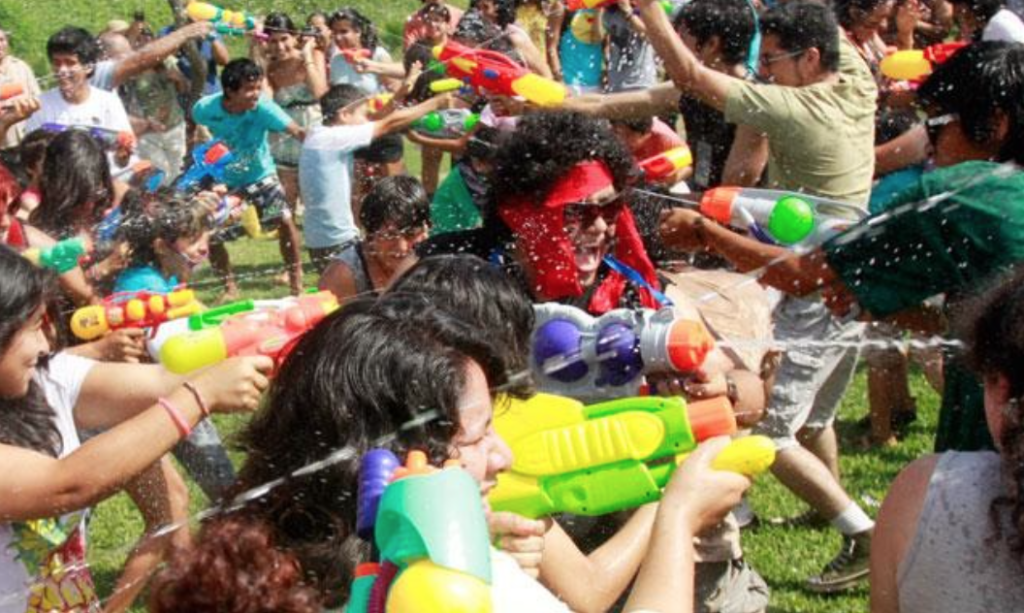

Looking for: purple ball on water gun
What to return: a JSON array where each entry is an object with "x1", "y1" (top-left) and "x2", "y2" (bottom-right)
[
  {"x1": 356, "y1": 448, "x2": 401, "y2": 541},
  {"x1": 534, "y1": 318, "x2": 588, "y2": 383},
  {"x1": 595, "y1": 322, "x2": 643, "y2": 387}
]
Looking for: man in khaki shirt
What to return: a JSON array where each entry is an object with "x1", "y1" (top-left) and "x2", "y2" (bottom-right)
[
  {"x1": 0, "y1": 27, "x2": 41, "y2": 149},
  {"x1": 638, "y1": 0, "x2": 879, "y2": 595}
]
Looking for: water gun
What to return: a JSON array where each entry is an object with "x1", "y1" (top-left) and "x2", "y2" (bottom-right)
[
  {"x1": 369, "y1": 93, "x2": 393, "y2": 114},
  {"x1": 412, "y1": 109, "x2": 481, "y2": 138},
  {"x1": 348, "y1": 450, "x2": 492, "y2": 613},
  {"x1": 112, "y1": 160, "x2": 164, "y2": 192},
  {"x1": 22, "y1": 237, "x2": 87, "y2": 274},
  {"x1": 176, "y1": 140, "x2": 234, "y2": 192},
  {"x1": 879, "y1": 41, "x2": 967, "y2": 82},
  {"x1": 490, "y1": 393, "x2": 775, "y2": 518},
  {"x1": 0, "y1": 83, "x2": 24, "y2": 107},
  {"x1": 186, "y1": 1, "x2": 257, "y2": 31},
  {"x1": 338, "y1": 48, "x2": 372, "y2": 64},
  {"x1": 70, "y1": 289, "x2": 202, "y2": 341},
  {"x1": 433, "y1": 41, "x2": 567, "y2": 107},
  {"x1": 685, "y1": 187, "x2": 867, "y2": 248},
  {"x1": 638, "y1": 145, "x2": 692, "y2": 183},
  {"x1": 566, "y1": 0, "x2": 676, "y2": 14},
  {"x1": 532, "y1": 303, "x2": 715, "y2": 402},
  {"x1": 159, "y1": 290, "x2": 338, "y2": 373},
  {"x1": 40, "y1": 123, "x2": 136, "y2": 151},
  {"x1": 429, "y1": 77, "x2": 470, "y2": 95}
]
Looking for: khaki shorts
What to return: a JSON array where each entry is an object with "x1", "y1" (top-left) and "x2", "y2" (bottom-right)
[{"x1": 695, "y1": 558, "x2": 769, "y2": 613}]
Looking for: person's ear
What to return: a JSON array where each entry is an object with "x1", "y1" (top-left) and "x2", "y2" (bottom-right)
[{"x1": 991, "y1": 109, "x2": 1011, "y2": 146}]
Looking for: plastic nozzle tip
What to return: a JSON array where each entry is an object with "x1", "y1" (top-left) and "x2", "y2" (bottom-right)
[
  {"x1": 186, "y1": 2, "x2": 218, "y2": 21},
  {"x1": 0, "y1": 83, "x2": 24, "y2": 101},
  {"x1": 687, "y1": 396, "x2": 738, "y2": 441},
  {"x1": 665, "y1": 319, "x2": 714, "y2": 373},
  {"x1": 766, "y1": 195, "x2": 815, "y2": 245},
  {"x1": 699, "y1": 187, "x2": 742, "y2": 224},
  {"x1": 205, "y1": 142, "x2": 231, "y2": 164},
  {"x1": 432, "y1": 44, "x2": 444, "y2": 60},
  {"x1": 420, "y1": 113, "x2": 442, "y2": 132}
]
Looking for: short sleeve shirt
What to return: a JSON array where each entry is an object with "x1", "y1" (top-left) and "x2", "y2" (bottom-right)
[
  {"x1": 823, "y1": 161, "x2": 1024, "y2": 318},
  {"x1": 329, "y1": 46, "x2": 392, "y2": 94},
  {"x1": 0, "y1": 56, "x2": 42, "y2": 148},
  {"x1": 191, "y1": 93, "x2": 293, "y2": 187},
  {"x1": 724, "y1": 36, "x2": 877, "y2": 204}
]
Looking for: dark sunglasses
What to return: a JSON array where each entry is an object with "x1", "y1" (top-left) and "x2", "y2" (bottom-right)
[{"x1": 563, "y1": 191, "x2": 627, "y2": 226}]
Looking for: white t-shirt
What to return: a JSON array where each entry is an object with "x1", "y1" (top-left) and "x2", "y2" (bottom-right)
[
  {"x1": 23, "y1": 86, "x2": 136, "y2": 172},
  {"x1": 0, "y1": 353, "x2": 97, "y2": 613},
  {"x1": 982, "y1": 8, "x2": 1024, "y2": 42},
  {"x1": 329, "y1": 46, "x2": 392, "y2": 94},
  {"x1": 490, "y1": 548, "x2": 572, "y2": 613},
  {"x1": 299, "y1": 122, "x2": 376, "y2": 249}
]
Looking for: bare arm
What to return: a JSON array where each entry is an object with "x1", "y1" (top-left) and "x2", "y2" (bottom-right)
[
  {"x1": 511, "y1": 29, "x2": 553, "y2": 79},
  {"x1": 302, "y1": 43, "x2": 330, "y2": 100},
  {"x1": 722, "y1": 125, "x2": 769, "y2": 187},
  {"x1": 540, "y1": 505, "x2": 658, "y2": 613},
  {"x1": 375, "y1": 95, "x2": 448, "y2": 138},
  {"x1": 547, "y1": 5, "x2": 566, "y2": 81},
  {"x1": 636, "y1": 0, "x2": 736, "y2": 110},
  {"x1": 74, "y1": 362, "x2": 185, "y2": 430},
  {"x1": 112, "y1": 22, "x2": 213, "y2": 88},
  {"x1": 871, "y1": 455, "x2": 938, "y2": 613},
  {"x1": 875, "y1": 125, "x2": 929, "y2": 176},
  {"x1": 211, "y1": 38, "x2": 231, "y2": 66},
  {"x1": 560, "y1": 82, "x2": 681, "y2": 119}
]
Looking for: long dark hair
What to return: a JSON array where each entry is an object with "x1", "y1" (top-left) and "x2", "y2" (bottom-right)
[
  {"x1": 0, "y1": 246, "x2": 61, "y2": 457},
  {"x1": 961, "y1": 266, "x2": 1024, "y2": 569},
  {"x1": 328, "y1": 8, "x2": 380, "y2": 50},
  {"x1": 234, "y1": 297, "x2": 508, "y2": 607},
  {"x1": 30, "y1": 130, "x2": 112, "y2": 239},
  {"x1": 117, "y1": 188, "x2": 212, "y2": 271}
]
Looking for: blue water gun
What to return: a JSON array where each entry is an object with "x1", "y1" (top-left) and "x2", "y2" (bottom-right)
[{"x1": 176, "y1": 140, "x2": 234, "y2": 192}]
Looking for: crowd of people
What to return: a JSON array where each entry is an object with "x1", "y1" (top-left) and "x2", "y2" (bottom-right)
[{"x1": 1, "y1": 0, "x2": 1024, "y2": 611}]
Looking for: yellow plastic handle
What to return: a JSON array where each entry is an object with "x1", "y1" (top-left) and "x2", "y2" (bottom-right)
[{"x1": 677, "y1": 435, "x2": 776, "y2": 477}]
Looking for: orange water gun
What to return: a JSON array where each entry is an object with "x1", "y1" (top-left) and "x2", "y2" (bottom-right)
[
  {"x1": 71, "y1": 289, "x2": 202, "y2": 341},
  {"x1": 159, "y1": 291, "x2": 338, "y2": 373},
  {"x1": 639, "y1": 146, "x2": 693, "y2": 183}
]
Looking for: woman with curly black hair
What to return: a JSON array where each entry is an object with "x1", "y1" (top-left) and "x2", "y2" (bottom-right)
[{"x1": 871, "y1": 267, "x2": 1024, "y2": 612}]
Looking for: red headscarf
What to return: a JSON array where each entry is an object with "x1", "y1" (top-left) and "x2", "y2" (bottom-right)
[{"x1": 498, "y1": 160, "x2": 661, "y2": 314}]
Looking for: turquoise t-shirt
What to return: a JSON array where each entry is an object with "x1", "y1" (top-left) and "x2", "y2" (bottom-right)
[
  {"x1": 559, "y1": 10, "x2": 604, "y2": 89},
  {"x1": 114, "y1": 265, "x2": 179, "y2": 294},
  {"x1": 191, "y1": 93, "x2": 293, "y2": 188}
]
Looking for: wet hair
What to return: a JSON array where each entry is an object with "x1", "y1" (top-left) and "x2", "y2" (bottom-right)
[
  {"x1": 319, "y1": 83, "x2": 365, "y2": 121},
  {"x1": 834, "y1": 0, "x2": 894, "y2": 30},
  {"x1": 0, "y1": 246, "x2": 60, "y2": 457},
  {"x1": 389, "y1": 254, "x2": 536, "y2": 386},
  {"x1": 233, "y1": 298, "x2": 508, "y2": 606},
  {"x1": 917, "y1": 41, "x2": 1024, "y2": 165},
  {"x1": 948, "y1": 0, "x2": 1006, "y2": 26},
  {"x1": 419, "y1": 2, "x2": 452, "y2": 24},
  {"x1": 221, "y1": 58, "x2": 264, "y2": 93},
  {"x1": 453, "y1": 9, "x2": 520, "y2": 59},
  {"x1": 117, "y1": 188, "x2": 213, "y2": 270},
  {"x1": 761, "y1": 1, "x2": 840, "y2": 73},
  {"x1": 611, "y1": 115, "x2": 655, "y2": 135},
  {"x1": 359, "y1": 175, "x2": 431, "y2": 235},
  {"x1": 466, "y1": 125, "x2": 503, "y2": 162},
  {"x1": 18, "y1": 129, "x2": 56, "y2": 181},
  {"x1": 470, "y1": 0, "x2": 518, "y2": 28},
  {"x1": 492, "y1": 110, "x2": 636, "y2": 200},
  {"x1": 46, "y1": 26, "x2": 101, "y2": 77},
  {"x1": 264, "y1": 11, "x2": 298, "y2": 35},
  {"x1": 960, "y1": 266, "x2": 1024, "y2": 570},
  {"x1": 328, "y1": 8, "x2": 381, "y2": 51},
  {"x1": 30, "y1": 130, "x2": 112, "y2": 239},
  {"x1": 674, "y1": 0, "x2": 758, "y2": 66},
  {"x1": 148, "y1": 516, "x2": 320, "y2": 613}
]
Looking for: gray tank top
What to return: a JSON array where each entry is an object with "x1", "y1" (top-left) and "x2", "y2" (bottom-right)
[
  {"x1": 898, "y1": 451, "x2": 1024, "y2": 612},
  {"x1": 331, "y1": 243, "x2": 373, "y2": 296}
]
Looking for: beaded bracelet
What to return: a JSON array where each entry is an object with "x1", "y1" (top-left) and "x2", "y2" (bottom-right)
[
  {"x1": 158, "y1": 398, "x2": 193, "y2": 438},
  {"x1": 183, "y1": 381, "x2": 211, "y2": 418}
]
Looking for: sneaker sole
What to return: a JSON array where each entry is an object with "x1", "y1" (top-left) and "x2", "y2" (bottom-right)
[{"x1": 805, "y1": 567, "x2": 870, "y2": 594}]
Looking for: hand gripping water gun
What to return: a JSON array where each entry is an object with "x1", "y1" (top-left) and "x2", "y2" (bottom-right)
[
  {"x1": 687, "y1": 186, "x2": 867, "y2": 248},
  {"x1": 40, "y1": 123, "x2": 136, "y2": 151},
  {"x1": 879, "y1": 41, "x2": 967, "y2": 82},
  {"x1": 433, "y1": 41, "x2": 567, "y2": 107},
  {"x1": 638, "y1": 146, "x2": 692, "y2": 183},
  {"x1": 70, "y1": 289, "x2": 202, "y2": 341},
  {"x1": 412, "y1": 109, "x2": 481, "y2": 138},
  {"x1": 348, "y1": 450, "x2": 493, "y2": 613},
  {"x1": 176, "y1": 140, "x2": 234, "y2": 192},
  {"x1": 531, "y1": 303, "x2": 715, "y2": 402},
  {"x1": 489, "y1": 393, "x2": 776, "y2": 518},
  {"x1": 158, "y1": 290, "x2": 338, "y2": 373},
  {"x1": 186, "y1": 1, "x2": 257, "y2": 31},
  {"x1": 0, "y1": 83, "x2": 24, "y2": 106},
  {"x1": 22, "y1": 237, "x2": 87, "y2": 274}
]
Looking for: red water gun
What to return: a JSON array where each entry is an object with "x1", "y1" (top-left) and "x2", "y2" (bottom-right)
[
  {"x1": 432, "y1": 41, "x2": 566, "y2": 107},
  {"x1": 0, "y1": 84, "x2": 24, "y2": 105},
  {"x1": 159, "y1": 291, "x2": 339, "y2": 373},
  {"x1": 70, "y1": 289, "x2": 202, "y2": 341},
  {"x1": 339, "y1": 48, "x2": 371, "y2": 64},
  {"x1": 879, "y1": 41, "x2": 968, "y2": 81},
  {"x1": 639, "y1": 146, "x2": 693, "y2": 183}
]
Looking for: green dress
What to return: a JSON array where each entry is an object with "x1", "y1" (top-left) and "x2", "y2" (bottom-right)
[{"x1": 824, "y1": 161, "x2": 1024, "y2": 451}]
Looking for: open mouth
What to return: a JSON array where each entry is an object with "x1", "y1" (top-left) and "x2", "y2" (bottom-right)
[{"x1": 574, "y1": 243, "x2": 604, "y2": 274}]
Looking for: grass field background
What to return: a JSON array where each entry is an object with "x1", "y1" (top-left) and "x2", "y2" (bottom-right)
[{"x1": 2, "y1": 1, "x2": 938, "y2": 611}]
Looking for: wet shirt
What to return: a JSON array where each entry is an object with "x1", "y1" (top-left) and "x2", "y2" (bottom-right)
[{"x1": 192, "y1": 93, "x2": 293, "y2": 188}]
